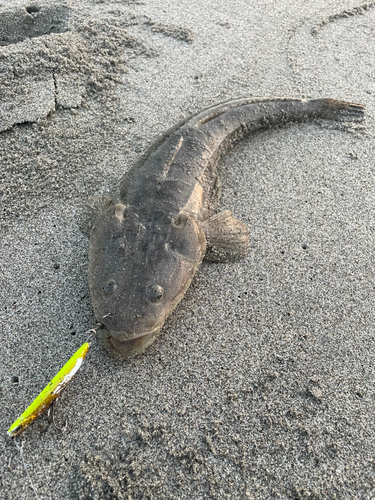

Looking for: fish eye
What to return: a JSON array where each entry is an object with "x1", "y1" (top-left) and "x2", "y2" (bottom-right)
[
  {"x1": 147, "y1": 285, "x2": 163, "y2": 302},
  {"x1": 102, "y1": 279, "x2": 117, "y2": 296}
]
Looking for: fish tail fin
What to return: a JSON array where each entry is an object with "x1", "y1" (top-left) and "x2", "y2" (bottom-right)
[{"x1": 314, "y1": 99, "x2": 365, "y2": 119}]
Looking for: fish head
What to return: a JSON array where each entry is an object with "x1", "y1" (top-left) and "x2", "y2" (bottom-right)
[{"x1": 88, "y1": 203, "x2": 206, "y2": 357}]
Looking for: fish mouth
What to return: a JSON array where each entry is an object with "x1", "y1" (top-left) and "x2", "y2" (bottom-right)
[{"x1": 102, "y1": 327, "x2": 161, "y2": 359}]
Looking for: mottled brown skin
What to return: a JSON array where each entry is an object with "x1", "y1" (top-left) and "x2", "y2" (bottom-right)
[{"x1": 88, "y1": 97, "x2": 364, "y2": 357}]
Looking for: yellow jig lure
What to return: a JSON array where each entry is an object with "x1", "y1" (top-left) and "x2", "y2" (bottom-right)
[{"x1": 7, "y1": 342, "x2": 90, "y2": 437}]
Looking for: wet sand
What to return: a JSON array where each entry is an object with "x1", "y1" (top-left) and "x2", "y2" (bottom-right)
[{"x1": 1, "y1": 0, "x2": 374, "y2": 498}]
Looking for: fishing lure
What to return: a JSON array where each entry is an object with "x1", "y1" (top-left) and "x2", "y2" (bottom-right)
[{"x1": 7, "y1": 342, "x2": 90, "y2": 437}]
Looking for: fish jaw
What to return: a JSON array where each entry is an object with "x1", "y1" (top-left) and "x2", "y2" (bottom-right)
[{"x1": 102, "y1": 327, "x2": 161, "y2": 358}]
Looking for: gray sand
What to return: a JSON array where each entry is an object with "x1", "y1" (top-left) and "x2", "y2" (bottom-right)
[{"x1": 1, "y1": 0, "x2": 374, "y2": 498}]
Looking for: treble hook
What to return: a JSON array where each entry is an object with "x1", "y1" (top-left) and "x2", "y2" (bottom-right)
[{"x1": 85, "y1": 313, "x2": 112, "y2": 342}]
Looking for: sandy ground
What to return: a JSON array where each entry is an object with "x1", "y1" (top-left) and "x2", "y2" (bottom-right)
[{"x1": 1, "y1": 0, "x2": 374, "y2": 498}]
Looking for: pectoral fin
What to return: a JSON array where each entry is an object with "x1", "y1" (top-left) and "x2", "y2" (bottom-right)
[
  {"x1": 78, "y1": 194, "x2": 115, "y2": 236},
  {"x1": 202, "y1": 210, "x2": 250, "y2": 262}
]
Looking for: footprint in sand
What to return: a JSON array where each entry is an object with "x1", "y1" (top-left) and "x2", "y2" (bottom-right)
[{"x1": 0, "y1": 2, "x2": 149, "y2": 132}]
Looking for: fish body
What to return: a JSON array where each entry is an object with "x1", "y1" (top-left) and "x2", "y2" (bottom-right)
[{"x1": 88, "y1": 97, "x2": 364, "y2": 357}]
